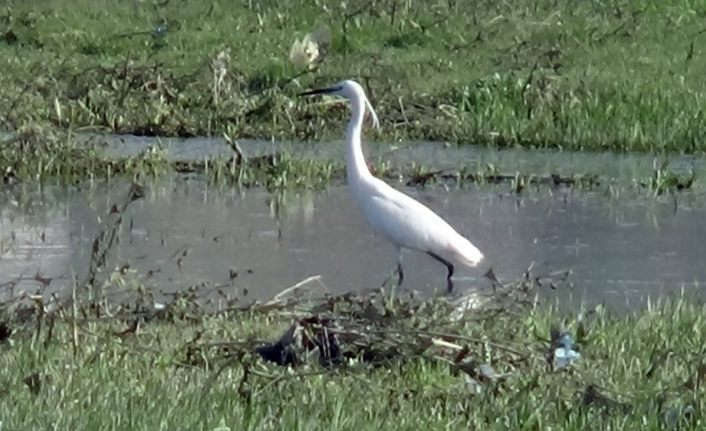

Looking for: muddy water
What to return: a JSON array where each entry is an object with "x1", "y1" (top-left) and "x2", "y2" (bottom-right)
[{"x1": 2, "y1": 176, "x2": 705, "y2": 311}]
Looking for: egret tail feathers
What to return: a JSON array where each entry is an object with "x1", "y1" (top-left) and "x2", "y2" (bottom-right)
[{"x1": 449, "y1": 236, "x2": 484, "y2": 267}]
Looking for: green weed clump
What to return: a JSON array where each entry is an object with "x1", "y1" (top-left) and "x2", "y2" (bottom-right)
[
  {"x1": 0, "y1": 124, "x2": 171, "y2": 183},
  {"x1": 0, "y1": 123, "x2": 340, "y2": 189}
]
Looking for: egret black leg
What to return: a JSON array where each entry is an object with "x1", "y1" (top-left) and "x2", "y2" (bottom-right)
[
  {"x1": 427, "y1": 252, "x2": 455, "y2": 293},
  {"x1": 396, "y1": 263, "x2": 404, "y2": 286},
  {"x1": 393, "y1": 246, "x2": 405, "y2": 287}
]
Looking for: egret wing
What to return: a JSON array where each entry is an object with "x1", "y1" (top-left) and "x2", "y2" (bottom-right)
[
  {"x1": 362, "y1": 184, "x2": 458, "y2": 249},
  {"x1": 358, "y1": 180, "x2": 483, "y2": 266}
]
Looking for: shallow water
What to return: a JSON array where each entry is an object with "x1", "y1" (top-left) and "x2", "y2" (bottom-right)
[
  {"x1": 83, "y1": 133, "x2": 706, "y2": 182},
  {"x1": 2, "y1": 176, "x2": 705, "y2": 311}
]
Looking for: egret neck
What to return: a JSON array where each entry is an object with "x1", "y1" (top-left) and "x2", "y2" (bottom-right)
[{"x1": 345, "y1": 93, "x2": 373, "y2": 185}]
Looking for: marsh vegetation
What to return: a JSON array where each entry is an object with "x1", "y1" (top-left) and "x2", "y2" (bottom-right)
[{"x1": 1, "y1": 1, "x2": 706, "y2": 428}]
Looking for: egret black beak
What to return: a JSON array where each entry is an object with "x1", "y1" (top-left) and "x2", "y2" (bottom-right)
[{"x1": 298, "y1": 86, "x2": 339, "y2": 96}]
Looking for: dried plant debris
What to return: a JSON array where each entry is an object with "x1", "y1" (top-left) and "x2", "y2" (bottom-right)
[
  {"x1": 248, "y1": 272, "x2": 542, "y2": 370},
  {"x1": 255, "y1": 316, "x2": 343, "y2": 367},
  {"x1": 580, "y1": 384, "x2": 632, "y2": 415},
  {"x1": 0, "y1": 321, "x2": 12, "y2": 342}
]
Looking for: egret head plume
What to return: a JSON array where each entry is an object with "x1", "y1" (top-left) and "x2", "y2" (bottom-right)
[
  {"x1": 299, "y1": 79, "x2": 380, "y2": 129},
  {"x1": 364, "y1": 96, "x2": 380, "y2": 130}
]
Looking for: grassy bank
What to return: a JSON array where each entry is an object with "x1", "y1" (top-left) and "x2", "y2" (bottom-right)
[
  {"x1": 0, "y1": 281, "x2": 704, "y2": 429},
  {"x1": 1, "y1": 0, "x2": 706, "y2": 154}
]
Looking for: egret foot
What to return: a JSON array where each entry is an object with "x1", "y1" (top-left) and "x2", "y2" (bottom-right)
[
  {"x1": 446, "y1": 277, "x2": 454, "y2": 294},
  {"x1": 381, "y1": 265, "x2": 405, "y2": 289}
]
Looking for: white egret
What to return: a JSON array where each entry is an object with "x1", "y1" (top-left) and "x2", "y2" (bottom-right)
[{"x1": 300, "y1": 80, "x2": 484, "y2": 292}]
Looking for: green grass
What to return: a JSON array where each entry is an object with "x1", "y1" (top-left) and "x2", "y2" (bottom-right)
[
  {"x1": 1, "y1": 290, "x2": 704, "y2": 430},
  {"x1": 1, "y1": 0, "x2": 706, "y2": 153}
]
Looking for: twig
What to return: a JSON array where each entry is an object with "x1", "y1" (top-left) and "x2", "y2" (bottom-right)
[
  {"x1": 521, "y1": 60, "x2": 538, "y2": 101},
  {"x1": 82, "y1": 183, "x2": 145, "y2": 312},
  {"x1": 398, "y1": 96, "x2": 409, "y2": 125},
  {"x1": 252, "y1": 369, "x2": 337, "y2": 398},
  {"x1": 362, "y1": 328, "x2": 527, "y2": 357},
  {"x1": 431, "y1": 338, "x2": 464, "y2": 351},
  {"x1": 595, "y1": 9, "x2": 644, "y2": 44},
  {"x1": 71, "y1": 281, "x2": 79, "y2": 356},
  {"x1": 419, "y1": 16, "x2": 449, "y2": 33},
  {"x1": 116, "y1": 52, "x2": 132, "y2": 107},
  {"x1": 271, "y1": 275, "x2": 325, "y2": 303}
]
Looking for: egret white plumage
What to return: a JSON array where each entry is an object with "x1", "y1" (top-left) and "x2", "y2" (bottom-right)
[{"x1": 300, "y1": 80, "x2": 484, "y2": 292}]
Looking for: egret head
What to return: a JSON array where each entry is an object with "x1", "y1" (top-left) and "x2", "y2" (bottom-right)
[{"x1": 300, "y1": 79, "x2": 380, "y2": 129}]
